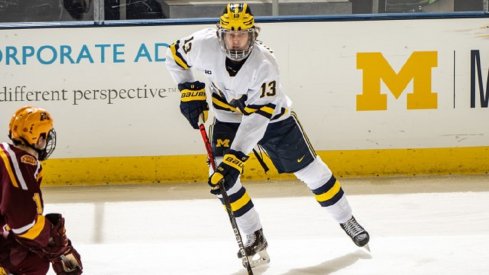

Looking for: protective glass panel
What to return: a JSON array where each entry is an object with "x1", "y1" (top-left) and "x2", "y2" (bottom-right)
[
  {"x1": 380, "y1": 0, "x2": 484, "y2": 13},
  {"x1": 0, "y1": 0, "x2": 486, "y2": 22},
  {"x1": 0, "y1": 0, "x2": 94, "y2": 22}
]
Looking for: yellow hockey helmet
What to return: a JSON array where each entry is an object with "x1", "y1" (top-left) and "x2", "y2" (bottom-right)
[
  {"x1": 217, "y1": 3, "x2": 259, "y2": 61},
  {"x1": 9, "y1": 106, "x2": 56, "y2": 160},
  {"x1": 219, "y1": 3, "x2": 255, "y2": 31}
]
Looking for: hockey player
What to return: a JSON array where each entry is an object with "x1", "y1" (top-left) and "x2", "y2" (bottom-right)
[
  {"x1": 165, "y1": 2, "x2": 369, "y2": 268},
  {"x1": 0, "y1": 106, "x2": 82, "y2": 275}
]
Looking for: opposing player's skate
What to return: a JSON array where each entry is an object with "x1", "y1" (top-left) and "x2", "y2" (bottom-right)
[
  {"x1": 340, "y1": 216, "x2": 370, "y2": 250},
  {"x1": 237, "y1": 228, "x2": 270, "y2": 268}
]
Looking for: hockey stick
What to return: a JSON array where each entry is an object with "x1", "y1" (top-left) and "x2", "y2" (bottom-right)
[{"x1": 198, "y1": 122, "x2": 254, "y2": 275}]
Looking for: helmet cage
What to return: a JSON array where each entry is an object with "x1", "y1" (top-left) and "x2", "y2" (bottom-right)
[
  {"x1": 37, "y1": 128, "x2": 56, "y2": 161},
  {"x1": 217, "y1": 28, "x2": 257, "y2": 61}
]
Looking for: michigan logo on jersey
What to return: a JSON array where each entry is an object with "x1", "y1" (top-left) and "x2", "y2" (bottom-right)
[{"x1": 216, "y1": 139, "x2": 230, "y2": 148}]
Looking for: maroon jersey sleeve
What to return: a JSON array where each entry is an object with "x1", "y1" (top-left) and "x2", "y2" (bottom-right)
[{"x1": 0, "y1": 142, "x2": 52, "y2": 250}]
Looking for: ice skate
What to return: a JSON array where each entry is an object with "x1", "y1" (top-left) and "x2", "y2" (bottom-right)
[
  {"x1": 340, "y1": 216, "x2": 370, "y2": 249},
  {"x1": 237, "y1": 228, "x2": 270, "y2": 268}
]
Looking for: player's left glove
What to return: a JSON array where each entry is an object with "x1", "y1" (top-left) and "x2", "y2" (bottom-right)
[
  {"x1": 208, "y1": 150, "x2": 249, "y2": 195},
  {"x1": 178, "y1": 81, "x2": 209, "y2": 129}
]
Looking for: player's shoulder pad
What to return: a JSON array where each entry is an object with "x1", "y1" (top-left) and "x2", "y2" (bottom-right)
[
  {"x1": 20, "y1": 154, "x2": 38, "y2": 166},
  {"x1": 252, "y1": 45, "x2": 279, "y2": 74},
  {"x1": 255, "y1": 41, "x2": 275, "y2": 56},
  {"x1": 193, "y1": 28, "x2": 218, "y2": 42},
  {"x1": 181, "y1": 28, "x2": 220, "y2": 55}
]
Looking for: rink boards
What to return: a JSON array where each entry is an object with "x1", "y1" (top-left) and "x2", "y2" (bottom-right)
[{"x1": 0, "y1": 14, "x2": 488, "y2": 185}]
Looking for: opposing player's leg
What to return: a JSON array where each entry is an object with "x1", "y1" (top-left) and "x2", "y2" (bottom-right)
[
  {"x1": 261, "y1": 112, "x2": 369, "y2": 248},
  {"x1": 211, "y1": 120, "x2": 270, "y2": 267}
]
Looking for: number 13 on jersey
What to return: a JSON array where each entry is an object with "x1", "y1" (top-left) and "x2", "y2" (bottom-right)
[{"x1": 260, "y1": 81, "x2": 276, "y2": 98}]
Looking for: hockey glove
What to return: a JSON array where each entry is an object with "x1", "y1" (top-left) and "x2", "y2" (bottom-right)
[
  {"x1": 45, "y1": 214, "x2": 83, "y2": 275},
  {"x1": 178, "y1": 81, "x2": 209, "y2": 129},
  {"x1": 51, "y1": 242, "x2": 82, "y2": 275},
  {"x1": 209, "y1": 150, "x2": 249, "y2": 195}
]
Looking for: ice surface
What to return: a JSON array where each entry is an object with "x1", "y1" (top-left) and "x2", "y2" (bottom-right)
[{"x1": 42, "y1": 175, "x2": 489, "y2": 275}]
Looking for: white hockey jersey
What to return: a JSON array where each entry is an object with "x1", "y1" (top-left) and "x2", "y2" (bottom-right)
[{"x1": 166, "y1": 28, "x2": 292, "y2": 154}]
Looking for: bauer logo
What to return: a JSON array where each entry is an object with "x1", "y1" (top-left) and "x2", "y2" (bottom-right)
[{"x1": 356, "y1": 51, "x2": 438, "y2": 111}]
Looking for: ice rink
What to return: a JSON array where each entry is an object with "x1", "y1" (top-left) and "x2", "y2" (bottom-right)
[{"x1": 42, "y1": 175, "x2": 489, "y2": 275}]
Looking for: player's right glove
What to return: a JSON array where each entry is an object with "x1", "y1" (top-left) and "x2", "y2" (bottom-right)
[
  {"x1": 45, "y1": 213, "x2": 83, "y2": 275},
  {"x1": 178, "y1": 81, "x2": 209, "y2": 129},
  {"x1": 51, "y1": 243, "x2": 82, "y2": 275},
  {"x1": 208, "y1": 150, "x2": 249, "y2": 195}
]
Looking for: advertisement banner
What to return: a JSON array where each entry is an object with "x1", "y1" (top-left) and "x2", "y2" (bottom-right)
[{"x1": 1, "y1": 17, "x2": 488, "y2": 182}]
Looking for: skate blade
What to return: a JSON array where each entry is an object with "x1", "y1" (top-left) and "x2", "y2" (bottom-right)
[{"x1": 242, "y1": 249, "x2": 270, "y2": 268}]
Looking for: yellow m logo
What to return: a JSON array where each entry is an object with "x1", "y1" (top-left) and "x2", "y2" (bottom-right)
[
  {"x1": 356, "y1": 51, "x2": 438, "y2": 111},
  {"x1": 216, "y1": 139, "x2": 230, "y2": 148}
]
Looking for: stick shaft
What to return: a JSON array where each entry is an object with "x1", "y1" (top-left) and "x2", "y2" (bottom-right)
[{"x1": 198, "y1": 124, "x2": 253, "y2": 275}]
